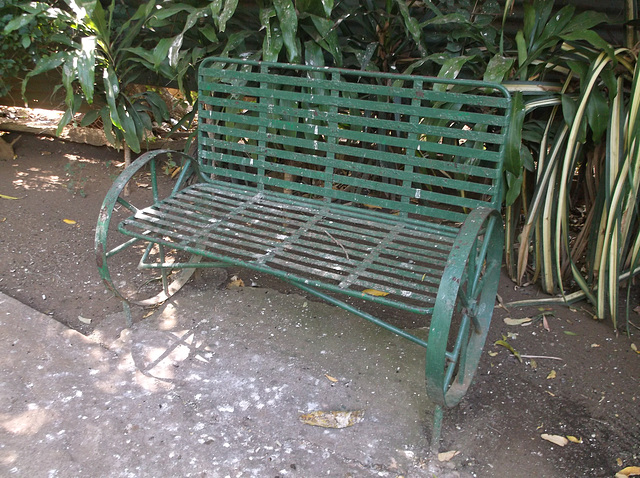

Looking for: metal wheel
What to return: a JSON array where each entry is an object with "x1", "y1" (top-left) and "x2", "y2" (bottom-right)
[
  {"x1": 95, "y1": 150, "x2": 202, "y2": 308},
  {"x1": 426, "y1": 208, "x2": 503, "y2": 407}
]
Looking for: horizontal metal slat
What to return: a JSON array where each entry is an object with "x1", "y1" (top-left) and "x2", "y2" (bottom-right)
[
  {"x1": 199, "y1": 64, "x2": 511, "y2": 109},
  {"x1": 200, "y1": 96, "x2": 507, "y2": 146}
]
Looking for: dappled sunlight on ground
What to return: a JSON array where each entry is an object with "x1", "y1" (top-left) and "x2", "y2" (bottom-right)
[{"x1": 13, "y1": 168, "x2": 65, "y2": 191}]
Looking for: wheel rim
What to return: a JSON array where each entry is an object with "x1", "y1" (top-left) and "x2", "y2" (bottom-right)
[
  {"x1": 426, "y1": 210, "x2": 503, "y2": 407},
  {"x1": 95, "y1": 155, "x2": 201, "y2": 307}
]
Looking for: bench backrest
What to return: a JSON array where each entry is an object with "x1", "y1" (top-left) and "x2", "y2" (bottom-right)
[{"x1": 197, "y1": 57, "x2": 511, "y2": 223}]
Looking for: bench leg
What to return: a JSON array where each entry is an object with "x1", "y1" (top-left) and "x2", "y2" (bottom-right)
[
  {"x1": 122, "y1": 300, "x2": 133, "y2": 328},
  {"x1": 430, "y1": 404, "x2": 444, "y2": 455}
]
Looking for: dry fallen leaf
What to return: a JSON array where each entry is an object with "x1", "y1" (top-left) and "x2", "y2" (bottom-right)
[
  {"x1": 541, "y1": 433, "x2": 568, "y2": 447},
  {"x1": 362, "y1": 288, "x2": 389, "y2": 297},
  {"x1": 227, "y1": 275, "x2": 245, "y2": 288},
  {"x1": 547, "y1": 370, "x2": 557, "y2": 379},
  {"x1": 591, "y1": 343, "x2": 601, "y2": 348},
  {"x1": 324, "y1": 374, "x2": 338, "y2": 383},
  {"x1": 494, "y1": 335, "x2": 522, "y2": 362},
  {"x1": 142, "y1": 310, "x2": 154, "y2": 319},
  {"x1": 566, "y1": 435, "x2": 582, "y2": 444},
  {"x1": 618, "y1": 458, "x2": 624, "y2": 467},
  {"x1": 616, "y1": 466, "x2": 640, "y2": 478},
  {"x1": 503, "y1": 317, "x2": 532, "y2": 326},
  {"x1": 631, "y1": 343, "x2": 639, "y2": 354},
  {"x1": 542, "y1": 315, "x2": 551, "y2": 332},
  {"x1": 299, "y1": 410, "x2": 365, "y2": 429},
  {"x1": 437, "y1": 450, "x2": 460, "y2": 462}
]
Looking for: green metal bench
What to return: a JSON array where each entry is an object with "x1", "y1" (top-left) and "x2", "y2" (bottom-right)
[{"x1": 95, "y1": 57, "x2": 510, "y2": 448}]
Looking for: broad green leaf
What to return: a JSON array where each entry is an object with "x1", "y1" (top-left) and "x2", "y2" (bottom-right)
[
  {"x1": 221, "y1": 31, "x2": 253, "y2": 56},
  {"x1": 537, "y1": 4, "x2": 574, "y2": 43},
  {"x1": 297, "y1": 0, "x2": 330, "y2": 17},
  {"x1": 77, "y1": 36, "x2": 96, "y2": 104},
  {"x1": 308, "y1": 15, "x2": 341, "y2": 65},
  {"x1": 88, "y1": 0, "x2": 108, "y2": 45},
  {"x1": 22, "y1": 52, "x2": 67, "y2": 100},
  {"x1": 565, "y1": 10, "x2": 609, "y2": 33},
  {"x1": 304, "y1": 40, "x2": 325, "y2": 67},
  {"x1": 421, "y1": 13, "x2": 467, "y2": 27},
  {"x1": 484, "y1": 54, "x2": 515, "y2": 83},
  {"x1": 150, "y1": 4, "x2": 193, "y2": 22},
  {"x1": 505, "y1": 170, "x2": 523, "y2": 206},
  {"x1": 560, "y1": 31, "x2": 615, "y2": 60},
  {"x1": 151, "y1": 38, "x2": 173, "y2": 69},
  {"x1": 566, "y1": 60, "x2": 588, "y2": 81},
  {"x1": 3, "y1": 13, "x2": 36, "y2": 33},
  {"x1": 103, "y1": 67, "x2": 122, "y2": 129},
  {"x1": 200, "y1": 25, "x2": 219, "y2": 43},
  {"x1": 209, "y1": 0, "x2": 223, "y2": 18},
  {"x1": 586, "y1": 87, "x2": 609, "y2": 142},
  {"x1": 439, "y1": 57, "x2": 467, "y2": 79},
  {"x1": 61, "y1": 60, "x2": 75, "y2": 107},
  {"x1": 521, "y1": 143, "x2": 535, "y2": 171},
  {"x1": 100, "y1": 106, "x2": 117, "y2": 145},
  {"x1": 561, "y1": 94, "x2": 587, "y2": 143},
  {"x1": 395, "y1": 0, "x2": 424, "y2": 53},
  {"x1": 273, "y1": 0, "x2": 299, "y2": 63},
  {"x1": 80, "y1": 109, "x2": 100, "y2": 127},
  {"x1": 262, "y1": 24, "x2": 283, "y2": 62},
  {"x1": 117, "y1": 103, "x2": 140, "y2": 153},
  {"x1": 561, "y1": 94, "x2": 577, "y2": 129},
  {"x1": 515, "y1": 30, "x2": 527, "y2": 79},
  {"x1": 56, "y1": 108, "x2": 73, "y2": 136},
  {"x1": 218, "y1": 0, "x2": 239, "y2": 32},
  {"x1": 504, "y1": 91, "x2": 525, "y2": 175}
]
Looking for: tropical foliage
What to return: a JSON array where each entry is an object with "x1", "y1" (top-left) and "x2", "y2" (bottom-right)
[{"x1": 0, "y1": 0, "x2": 69, "y2": 97}]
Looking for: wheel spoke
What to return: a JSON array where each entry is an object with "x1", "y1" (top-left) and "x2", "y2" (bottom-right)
[
  {"x1": 150, "y1": 159, "x2": 159, "y2": 203},
  {"x1": 106, "y1": 236, "x2": 141, "y2": 258},
  {"x1": 443, "y1": 313, "x2": 470, "y2": 389},
  {"x1": 116, "y1": 195, "x2": 138, "y2": 213},
  {"x1": 457, "y1": 313, "x2": 471, "y2": 384}
]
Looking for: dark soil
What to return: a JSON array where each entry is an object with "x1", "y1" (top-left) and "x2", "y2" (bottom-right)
[{"x1": 0, "y1": 132, "x2": 638, "y2": 477}]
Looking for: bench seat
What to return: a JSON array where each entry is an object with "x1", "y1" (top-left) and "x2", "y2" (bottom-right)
[{"x1": 120, "y1": 180, "x2": 461, "y2": 314}]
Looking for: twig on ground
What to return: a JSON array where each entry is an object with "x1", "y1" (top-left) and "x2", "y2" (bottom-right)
[{"x1": 520, "y1": 355, "x2": 563, "y2": 361}]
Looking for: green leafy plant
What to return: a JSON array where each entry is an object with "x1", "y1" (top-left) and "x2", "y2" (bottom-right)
[
  {"x1": 497, "y1": 0, "x2": 640, "y2": 332},
  {"x1": 0, "y1": 1, "x2": 69, "y2": 97},
  {"x1": 19, "y1": 0, "x2": 175, "y2": 154}
]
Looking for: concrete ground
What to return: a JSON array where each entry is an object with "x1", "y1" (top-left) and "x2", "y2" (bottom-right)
[{"x1": 0, "y1": 287, "x2": 466, "y2": 478}]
